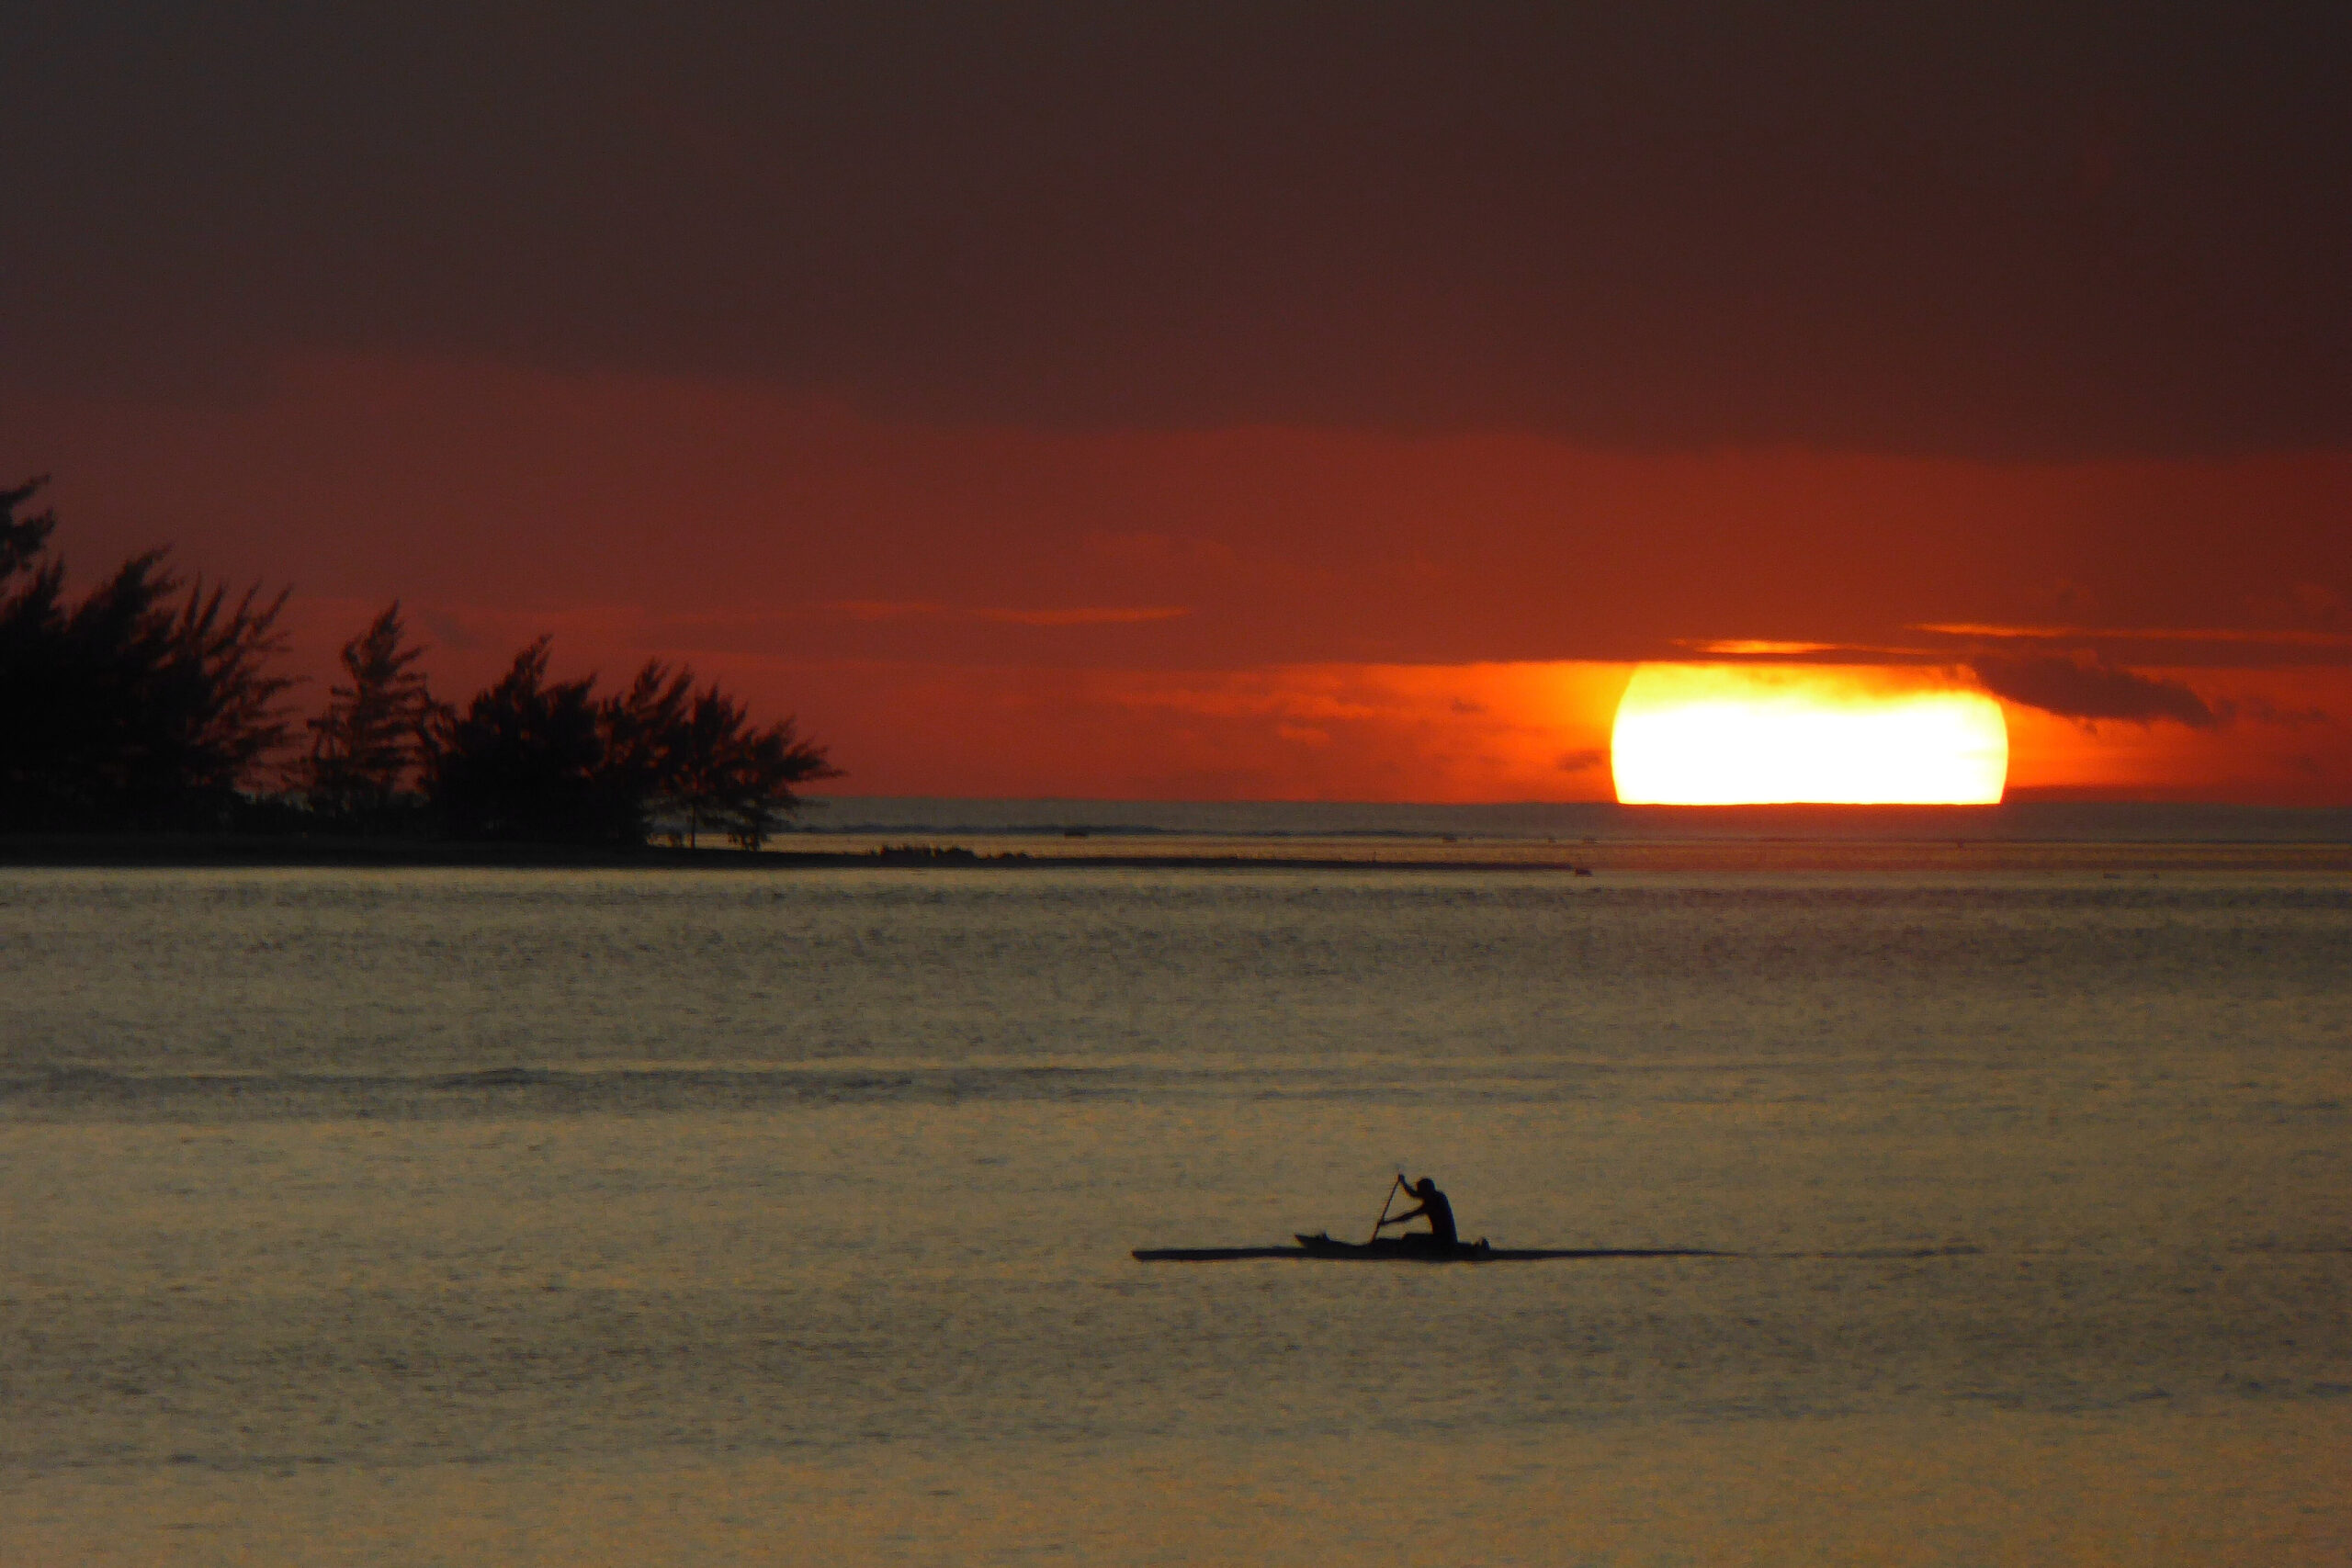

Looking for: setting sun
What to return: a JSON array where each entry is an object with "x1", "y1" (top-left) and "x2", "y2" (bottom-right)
[{"x1": 1611, "y1": 664, "x2": 2008, "y2": 804}]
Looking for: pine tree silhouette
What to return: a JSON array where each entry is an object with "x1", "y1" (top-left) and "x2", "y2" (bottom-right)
[
  {"x1": 301, "y1": 603, "x2": 433, "y2": 827},
  {"x1": 2, "y1": 477, "x2": 294, "y2": 829}
]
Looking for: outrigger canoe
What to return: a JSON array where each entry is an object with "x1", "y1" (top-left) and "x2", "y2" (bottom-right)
[{"x1": 1131, "y1": 1230, "x2": 1724, "y2": 1263}]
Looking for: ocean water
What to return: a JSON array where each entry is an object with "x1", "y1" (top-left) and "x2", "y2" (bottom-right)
[{"x1": 3, "y1": 843, "x2": 2347, "y2": 1563}]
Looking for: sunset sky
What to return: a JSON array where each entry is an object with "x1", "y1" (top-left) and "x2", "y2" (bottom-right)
[{"x1": 6, "y1": 6, "x2": 2349, "y2": 802}]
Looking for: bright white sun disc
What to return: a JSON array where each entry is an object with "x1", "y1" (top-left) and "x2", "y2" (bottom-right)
[{"x1": 1611, "y1": 663, "x2": 2007, "y2": 805}]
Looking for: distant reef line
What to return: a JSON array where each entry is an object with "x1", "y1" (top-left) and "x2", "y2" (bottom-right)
[
  {"x1": 0, "y1": 833, "x2": 1593, "y2": 874},
  {"x1": 2, "y1": 833, "x2": 2347, "y2": 875}
]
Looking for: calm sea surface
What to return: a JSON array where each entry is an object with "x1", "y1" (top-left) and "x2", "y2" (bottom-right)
[{"x1": 3, "y1": 831, "x2": 2347, "y2": 1562}]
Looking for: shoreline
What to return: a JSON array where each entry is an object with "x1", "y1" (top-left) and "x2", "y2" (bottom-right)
[
  {"x1": 0, "y1": 833, "x2": 1579, "y2": 874},
  {"x1": 3, "y1": 833, "x2": 2347, "y2": 875}
]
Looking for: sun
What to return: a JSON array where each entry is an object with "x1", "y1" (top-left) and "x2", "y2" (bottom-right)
[{"x1": 1611, "y1": 663, "x2": 2007, "y2": 805}]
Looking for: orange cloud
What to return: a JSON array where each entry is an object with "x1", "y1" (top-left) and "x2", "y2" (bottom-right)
[
  {"x1": 825, "y1": 601, "x2": 1189, "y2": 627},
  {"x1": 1676, "y1": 639, "x2": 1851, "y2": 657},
  {"x1": 975, "y1": 606, "x2": 1190, "y2": 626}
]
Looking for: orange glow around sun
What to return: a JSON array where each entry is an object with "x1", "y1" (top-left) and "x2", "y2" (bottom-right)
[{"x1": 1611, "y1": 664, "x2": 2008, "y2": 804}]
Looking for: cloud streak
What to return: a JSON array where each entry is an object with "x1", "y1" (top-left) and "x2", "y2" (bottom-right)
[
  {"x1": 827, "y1": 601, "x2": 1188, "y2": 627},
  {"x1": 1969, "y1": 654, "x2": 2223, "y2": 728},
  {"x1": 1921, "y1": 622, "x2": 2352, "y2": 650}
]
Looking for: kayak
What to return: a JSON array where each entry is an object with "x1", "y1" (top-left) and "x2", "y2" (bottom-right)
[
  {"x1": 1130, "y1": 1230, "x2": 1724, "y2": 1263},
  {"x1": 1298, "y1": 1232, "x2": 1496, "y2": 1260}
]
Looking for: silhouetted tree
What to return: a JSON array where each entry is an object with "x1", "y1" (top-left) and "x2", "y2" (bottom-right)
[
  {"x1": 634, "y1": 681, "x2": 839, "y2": 848},
  {"x1": 595, "y1": 659, "x2": 695, "y2": 841},
  {"x1": 0, "y1": 479, "x2": 835, "y2": 841},
  {"x1": 300, "y1": 602, "x2": 433, "y2": 826},
  {"x1": 1, "y1": 478, "x2": 295, "y2": 829},
  {"x1": 0, "y1": 478, "x2": 74, "y2": 820},
  {"x1": 666, "y1": 685, "x2": 750, "y2": 849},
  {"x1": 0, "y1": 477, "x2": 56, "y2": 581},
  {"x1": 420, "y1": 637, "x2": 605, "y2": 840},
  {"x1": 175, "y1": 578, "x2": 298, "y2": 795},
  {"x1": 718, "y1": 711, "x2": 839, "y2": 849},
  {"x1": 419, "y1": 637, "x2": 837, "y2": 845}
]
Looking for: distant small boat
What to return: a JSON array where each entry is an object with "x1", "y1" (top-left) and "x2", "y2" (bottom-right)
[{"x1": 1131, "y1": 1231, "x2": 1724, "y2": 1263}]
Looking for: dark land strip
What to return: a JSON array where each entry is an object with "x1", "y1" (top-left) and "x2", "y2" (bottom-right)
[
  {"x1": 0, "y1": 834, "x2": 1595, "y2": 874},
  {"x1": 5, "y1": 834, "x2": 2346, "y2": 875}
]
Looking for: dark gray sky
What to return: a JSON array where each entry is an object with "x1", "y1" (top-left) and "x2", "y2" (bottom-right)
[{"x1": 9, "y1": 2, "x2": 2351, "y2": 456}]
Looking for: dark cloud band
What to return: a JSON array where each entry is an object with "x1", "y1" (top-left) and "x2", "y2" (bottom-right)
[
  {"x1": 1969, "y1": 654, "x2": 2222, "y2": 728},
  {"x1": 6, "y1": 5, "x2": 2351, "y2": 455}
]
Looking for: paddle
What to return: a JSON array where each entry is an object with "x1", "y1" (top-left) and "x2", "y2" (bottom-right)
[{"x1": 1367, "y1": 1173, "x2": 1404, "y2": 1244}]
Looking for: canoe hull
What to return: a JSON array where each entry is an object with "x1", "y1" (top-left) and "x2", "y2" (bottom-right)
[{"x1": 1294, "y1": 1232, "x2": 1492, "y2": 1261}]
